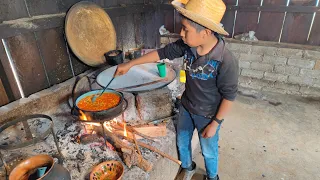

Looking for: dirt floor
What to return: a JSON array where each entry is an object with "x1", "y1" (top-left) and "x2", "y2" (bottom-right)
[{"x1": 191, "y1": 90, "x2": 320, "y2": 180}]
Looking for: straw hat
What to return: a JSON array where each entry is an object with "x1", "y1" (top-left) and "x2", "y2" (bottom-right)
[{"x1": 172, "y1": 0, "x2": 229, "y2": 36}]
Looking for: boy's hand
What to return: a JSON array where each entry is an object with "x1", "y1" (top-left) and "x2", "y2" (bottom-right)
[
  {"x1": 115, "y1": 62, "x2": 132, "y2": 76},
  {"x1": 201, "y1": 121, "x2": 219, "y2": 138}
]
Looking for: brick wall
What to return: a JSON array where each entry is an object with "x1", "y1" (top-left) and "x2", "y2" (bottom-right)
[
  {"x1": 228, "y1": 42, "x2": 320, "y2": 97},
  {"x1": 161, "y1": 35, "x2": 320, "y2": 97}
]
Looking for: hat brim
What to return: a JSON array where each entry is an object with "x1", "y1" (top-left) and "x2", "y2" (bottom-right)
[{"x1": 172, "y1": 2, "x2": 229, "y2": 36}]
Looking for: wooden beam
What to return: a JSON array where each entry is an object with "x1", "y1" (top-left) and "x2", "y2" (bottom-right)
[
  {"x1": 0, "y1": 79, "x2": 9, "y2": 106},
  {"x1": 105, "y1": 4, "x2": 155, "y2": 17},
  {"x1": 160, "y1": 4, "x2": 320, "y2": 13},
  {"x1": 227, "y1": 5, "x2": 320, "y2": 13},
  {"x1": 0, "y1": 4, "x2": 156, "y2": 39},
  {"x1": 0, "y1": 13, "x2": 65, "y2": 39},
  {"x1": 115, "y1": 123, "x2": 167, "y2": 140}
]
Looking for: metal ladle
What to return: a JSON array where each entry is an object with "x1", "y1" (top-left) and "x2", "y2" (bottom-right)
[{"x1": 91, "y1": 67, "x2": 117, "y2": 102}]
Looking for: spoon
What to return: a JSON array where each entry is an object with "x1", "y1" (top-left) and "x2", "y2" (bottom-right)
[{"x1": 91, "y1": 67, "x2": 117, "y2": 102}]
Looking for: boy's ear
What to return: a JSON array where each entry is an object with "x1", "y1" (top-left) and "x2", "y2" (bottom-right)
[{"x1": 204, "y1": 29, "x2": 213, "y2": 37}]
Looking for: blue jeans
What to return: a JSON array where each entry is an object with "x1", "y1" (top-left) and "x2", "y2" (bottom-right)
[{"x1": 177, "y1": 105, "x2": 221, "y2": 178}]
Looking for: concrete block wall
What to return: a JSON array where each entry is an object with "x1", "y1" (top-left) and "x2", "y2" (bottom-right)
[
  {"x1": 161, "y1": 35, "x2": 320, "y2": 97},
  {"x1": 227, "y1": 42, "x2": 320, "y2": 97}
]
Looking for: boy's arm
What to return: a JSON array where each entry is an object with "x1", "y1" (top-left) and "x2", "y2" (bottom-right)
[
  {"x1": 215, "y1": 99, "x2": 233, "y2": 120},
  {"x1": 202, "y1": 53, "x2": 239, "y2": 138},
  {"x1": 115, "y1": 51, "x2": 160, "y2": 76},
  {"x1": 202, "y1": 99, "x2": 233, "y2": 138},
  {"x1": 215, "y1": 54, "x2": 239, "y2": 120},
  {"x1": 116, "y1": 39, "x2": 188, "y2": 76}
]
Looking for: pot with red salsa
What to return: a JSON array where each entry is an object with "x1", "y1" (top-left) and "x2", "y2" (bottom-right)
[{"x1": 74, "y1": 89, "x2": 126, "y2": 122}]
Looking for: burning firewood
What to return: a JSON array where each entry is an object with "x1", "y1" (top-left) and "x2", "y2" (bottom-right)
[
  {"x1": 121, "y1": 148, "x2": 152, "y2": 172},
  {"x1": 113, "y1": 131, "x2": 182, "y2": 165},
  {"x1": 102, "y1": 124, "x2": 153, "y2": 172},
  {"x1": 112, "y1": 122, "x2": 167, "y2": 140},
  {"x1": 132, "y1": 133, "x2": 142, "y2": 155}
]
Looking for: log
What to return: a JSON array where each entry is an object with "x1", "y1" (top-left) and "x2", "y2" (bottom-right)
[
  {"x1": 115, "y1": 122, "x2": 167, "y2": 139},
  {"x1": 121, "y1": 148, "x2": 153, "y2": 172},
  {"x1": 132, "y1": 132, "x2": 142, "y2": 155},
  {"x1": 132, "y1": 123, "x2": 167, "y2": 138},
  {"x1": 111, "y1": 123, "x2": 155, "y2": 141},
  {"x1": 102, "y1": 127, "x2": 153, "y2": 172},
  {"x1": 114, "y1": 131, "x2": 182, "y2": 165}
]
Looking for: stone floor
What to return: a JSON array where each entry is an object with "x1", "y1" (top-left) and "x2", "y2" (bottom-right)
[{"x1": 191, "y1": 89, "x2": 320, "y2": 180}]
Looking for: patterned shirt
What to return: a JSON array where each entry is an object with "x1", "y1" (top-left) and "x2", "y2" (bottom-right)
[{"x1": 157, "y1": 35, "x2": 239, "y2": 117}]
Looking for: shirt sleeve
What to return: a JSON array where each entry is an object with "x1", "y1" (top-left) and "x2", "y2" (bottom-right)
[
  {"x1": 217, "y1": 50, "x2": 239, "y2": 101},
  {"x1": 157, "y1": 39, "x2": 189, "y2": 60}
]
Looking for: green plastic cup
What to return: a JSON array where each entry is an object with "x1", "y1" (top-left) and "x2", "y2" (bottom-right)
[
  {"x1": 37, "y1": 167, "x2": 47, "y2": 177},
  {"x1": 157, "y1": 63, "x2": 167, "y2": 78}
]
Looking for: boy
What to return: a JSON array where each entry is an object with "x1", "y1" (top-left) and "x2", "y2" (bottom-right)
[{"x1": 115, "y1": 0, "x2": 239, "y2": 179}]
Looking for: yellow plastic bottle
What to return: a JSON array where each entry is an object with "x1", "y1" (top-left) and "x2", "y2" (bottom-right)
[{"x1": 180, "y1": 70, "x2": 186, "y2": 83}]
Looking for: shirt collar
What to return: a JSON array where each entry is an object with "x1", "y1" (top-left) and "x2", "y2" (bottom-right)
[{"x1": 190, "y1": 34, "x2": 225, "y2": 62}]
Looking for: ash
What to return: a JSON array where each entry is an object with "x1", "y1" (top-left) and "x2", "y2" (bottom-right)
[{"x1": 0, "y1": 102, "x2": 177, "y2": 180}]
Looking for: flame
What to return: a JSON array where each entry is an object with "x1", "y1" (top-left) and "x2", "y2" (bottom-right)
[
  {"x1": 79, "y1": 110, "x2": 100, "y2": 134},
  {"x1": 123, "y1": 122, "x2": 127, "y2": 137},
  {"x1": 79, "y1": 110, "x2": 92, "y2": 121},
  {"x1": 103, "y1": 118, "x2": 118, "y2": 132},
  {"x1": 85, "y1": 122, "x2": 101, "y2": 126},
  {"x1": 104, "y1": 121, "x2": 113, "y2": 132}
]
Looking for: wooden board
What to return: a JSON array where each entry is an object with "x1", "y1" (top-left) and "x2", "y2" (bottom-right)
[
  {"x1": 112, "y1": 16, "x2": 123, "y2": 50},
  {"x1": 133, "y1": 13, "x2": 144, "y2": 48},
  {"x1": 164, "y1": 9, "x2": 174, "y2": 33},
  {"x1": 144, "y1": 11, "x2": 157, "y2": 49},
  {"x1": 174, "y1": 9, "x2": 182, "y2": 34},
  {"x1": 134, "y1": 124, "x2": 167, "y2": 138},
  {"x1": 281, "y1": 0, "x2": 317, "y2": 44},
  {"x1": 5, "y1": 32, "x2": 50, "y2": 97},
  {"x1": 0, "y1": 44, "x2": 20, "y2": 101},
  {"x1": 255, "y1": 0, "x2": 287, "y2": 42},
  {"x1": 122, "y1": 15, "x2": 137, "y2": 51},
  {"x1": 0, "y1": 79, "x2": 9, "y2": 106},
  {"x1": 26, "y1": 0, "x2": 60, "y2": 16},
  {"x1": 0, "y1": 0, "x2": 29, "y2": 23},
  {"x1": 221, "y1": 10, "x2": 235, "y2": 37},
  {"x1": 35, "y1": 27, "x2": 73, "y2": 85},
  {"x1": 233, "y1": 0, "x2": 261, "y2": 36},
  {"x1": 0, "y1": 62, "x2": 14, "y2": 102},
  {"x1": 68, "y1": 47, "x2": 90, "y2": 76},
  {"x1": 0, "y1": 4, "x2": 155, "y2": 40},
  {"x1": 26, "y1": 0, "x2": 124, "y2": 16},
  {"x1": 116, "y1": 123, "x2": 167, "y2": 139},
  {"x1": 221, "y1": 0, "x2": 237, "y2": 37},
  {"x1": 308, "y1": 14, "x2": 320, "y2": 46},
  {"x1": 155, "y1": 6, "x2": 163, "y2": 48},
  {"x1": 0, "y1": 83, "x2": 8, "y2": 102}
]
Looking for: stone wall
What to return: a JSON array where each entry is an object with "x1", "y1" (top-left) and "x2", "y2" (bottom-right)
[
  {"x1": 227, "y1": 41, "x2": 320, "y2": 97},
  {"x1": 161, "y1": 35, "x2": 320, "y2": 97}
]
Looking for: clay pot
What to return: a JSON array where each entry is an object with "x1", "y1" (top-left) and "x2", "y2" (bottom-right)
[
  {"x1": 9, "y1": 154, "x2": 71, "y2": 180},
  {"x1": 90, "y1": 160, "x2": 124, "y2": 180}
]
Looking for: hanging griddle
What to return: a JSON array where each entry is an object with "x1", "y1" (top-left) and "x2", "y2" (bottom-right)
[{"x1": 65, "y1": 1, "x2": 116, "y2": 67}]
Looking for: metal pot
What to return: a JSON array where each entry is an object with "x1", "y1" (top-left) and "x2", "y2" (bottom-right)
[
  {"x1": 9, "y1": 154, "x2": 71, "y2": 180},
  {"x1": 72, "y1": 89, "x2": 127, "y2": 122},
  {"x1": 105, "y1": 50, "x2": 123, "y2": 66}
]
